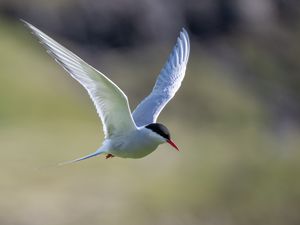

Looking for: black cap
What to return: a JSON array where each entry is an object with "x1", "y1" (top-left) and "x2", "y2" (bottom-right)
[{"x1": 145, "y1": 123, "x2": 170, "y2": 140}]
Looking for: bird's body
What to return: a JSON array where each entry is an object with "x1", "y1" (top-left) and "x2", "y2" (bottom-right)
[
  {"x1": 22, "y1": 20, "x2": 190, "y2": 163},
  {"x1": 102, "y1": 127, "x2": 163, "y2": 159}
]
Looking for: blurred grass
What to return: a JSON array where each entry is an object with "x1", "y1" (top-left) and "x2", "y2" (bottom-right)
[{"x1": 1, "y1": 18, "x2": 300, "y2": 225}]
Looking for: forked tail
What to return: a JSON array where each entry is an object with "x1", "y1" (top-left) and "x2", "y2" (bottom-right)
[{"x1": 58, "y1": 149, "x2": 105, "y2": 166}]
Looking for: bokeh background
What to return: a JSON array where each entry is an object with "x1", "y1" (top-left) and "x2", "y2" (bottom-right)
[{"x1": 1, "y1": 0, "x2": 300, "y2": 225}]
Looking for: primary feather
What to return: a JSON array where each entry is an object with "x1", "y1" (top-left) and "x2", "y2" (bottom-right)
[
  {"x1": 22, "y1": 20, "x2": 137, "y2": 138},
  {"x1": 132, "y1": 28, "x2": 190, "y2": 127}
]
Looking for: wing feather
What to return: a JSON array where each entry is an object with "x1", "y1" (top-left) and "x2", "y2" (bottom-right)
[
  {"x1": 23, "y1": 20, "x2": 136, "y2": 138},
  {"x1": 132, "y1": 28, "x2": 190, "y2": 126}
]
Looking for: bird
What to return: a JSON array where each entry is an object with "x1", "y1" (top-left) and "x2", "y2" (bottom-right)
[{"x1": 22, "y1": 20, "x2": 190, "y2": 164}]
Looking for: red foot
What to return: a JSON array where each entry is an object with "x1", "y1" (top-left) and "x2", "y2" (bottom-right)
[{"x1": 105, "y1": 154, "x2": 114, "y2": 159}]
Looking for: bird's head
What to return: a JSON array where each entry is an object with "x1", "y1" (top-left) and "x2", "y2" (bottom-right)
[{"x1": 145, "y1": 123, "x2": 179, "y2": 151}]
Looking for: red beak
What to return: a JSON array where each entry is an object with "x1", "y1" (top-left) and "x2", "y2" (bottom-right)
[{"x1": 167, "y1": 139, "x2": 179, "y2": 151}]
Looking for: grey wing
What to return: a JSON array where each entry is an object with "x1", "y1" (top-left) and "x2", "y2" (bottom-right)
[
  {"x1": 132, "y1": 28, "x2": 190, "y2": 127},
  {"x1": 23, "y1": 20, "x2": 137, "y2": 138}
]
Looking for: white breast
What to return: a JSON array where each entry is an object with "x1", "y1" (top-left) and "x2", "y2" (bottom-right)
[{"x1": 107, "y1": 128, "x2": 163, "y2": 158}]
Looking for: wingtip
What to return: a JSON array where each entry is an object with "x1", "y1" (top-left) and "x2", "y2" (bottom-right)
[
  {"x1": 181, "y1": 27, "x2": 187, "y2": 33},
  {"x1": 20, "y1": 18, "x2": 30, "y2": 27},
  {"x1": 181, "y1": 27, "x2": 189, "y2": 37},
  {"x1": 179, "y1": 28, "x2": 190, "y2": 46},
  {"x1": 177, "y1": 27, "x2": 190, "y2": 60},
  {"x1": 20, "y1": 19, "x2": 38, "y2": 35}
]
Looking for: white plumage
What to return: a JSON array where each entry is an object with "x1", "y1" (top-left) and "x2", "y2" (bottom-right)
[
  {"x1": 22, "y1": 20, "x2": 190, "y2": 163},
  {"x1": 133, "y1": 29, "x2": 190, "y2": 126}
]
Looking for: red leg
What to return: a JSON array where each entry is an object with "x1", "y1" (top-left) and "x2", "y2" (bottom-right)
[{"x1": 105, "y1": 154, "x2": 114, "y2": 159}]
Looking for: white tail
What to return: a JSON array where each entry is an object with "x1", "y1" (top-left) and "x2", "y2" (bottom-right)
[{"x1": 58, "y1": 150, "x2": 105, "y2": 166}]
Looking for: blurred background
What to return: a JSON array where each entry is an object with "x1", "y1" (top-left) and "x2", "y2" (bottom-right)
[{"x1": 1, "y1": 0, "x2": 300, "y2": 225}]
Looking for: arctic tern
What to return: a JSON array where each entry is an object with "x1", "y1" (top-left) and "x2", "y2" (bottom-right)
[{"x1": 22, "y1": 20, "x2": 190, "y2": 163}]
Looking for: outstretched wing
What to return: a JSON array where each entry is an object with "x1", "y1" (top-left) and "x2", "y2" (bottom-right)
[
  {"x1": 23, "y1": 20, "x2": 137, "y2": 138},
  {"x1": 132, "y1": 28, "x2": 190, "y2": 127}
]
